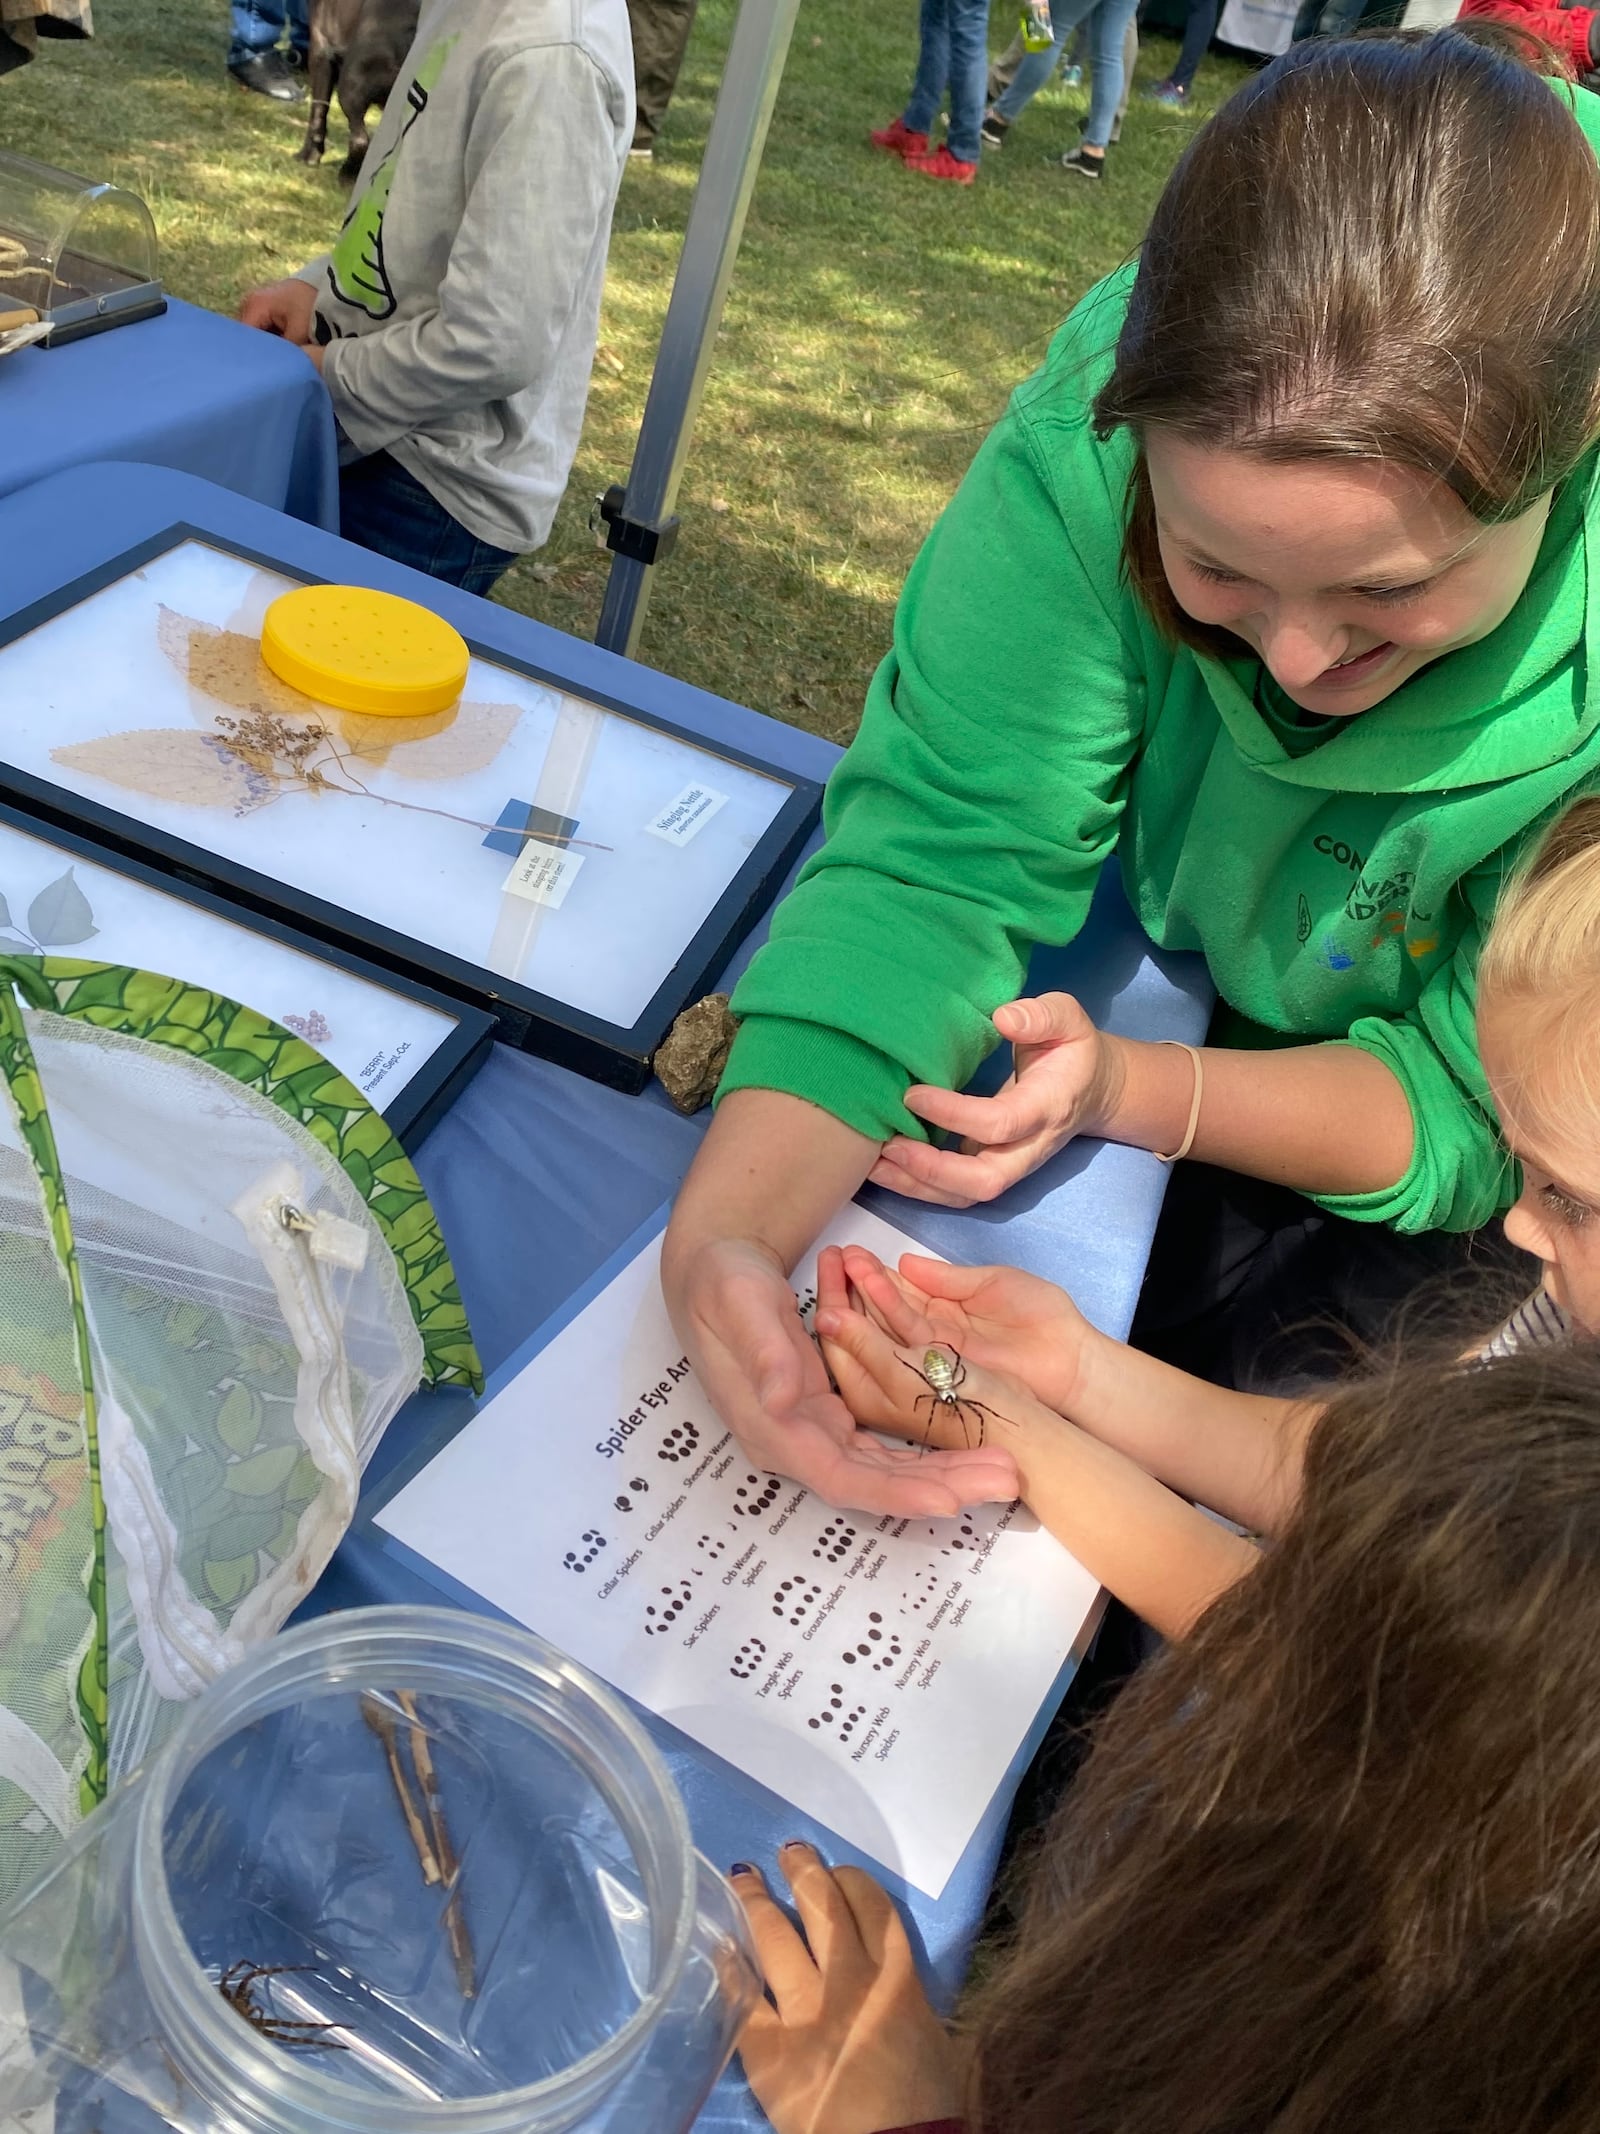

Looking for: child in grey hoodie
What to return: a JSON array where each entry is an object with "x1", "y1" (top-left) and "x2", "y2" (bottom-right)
[{"x1": 241, "y1": 0, "x2": 633, "y2": 595}]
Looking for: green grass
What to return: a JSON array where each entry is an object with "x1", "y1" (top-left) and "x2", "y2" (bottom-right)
[{"x1": 0, "y1": 0, "x2": 1251, "y2": 741}]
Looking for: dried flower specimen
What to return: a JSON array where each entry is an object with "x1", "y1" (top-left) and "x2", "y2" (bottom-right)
[
  {"x1": 157, "y1": 605, "x2": 522, "y2": 780},
  {"x1": 280, "y1": 1010, "x2": 331, "y2": 1044},
  {"x1": 51, "y1": 730, "x2": 274, "y2": 814}
]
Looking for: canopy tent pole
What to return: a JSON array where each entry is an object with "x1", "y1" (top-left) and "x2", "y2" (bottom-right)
[{"x1": 594, "y1": 0, "x2": 804, "y2": 660}]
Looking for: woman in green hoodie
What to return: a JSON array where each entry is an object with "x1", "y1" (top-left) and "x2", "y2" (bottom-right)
[{"x1": 664, "y1": 30, "x2": 1600, "y2": 1518}]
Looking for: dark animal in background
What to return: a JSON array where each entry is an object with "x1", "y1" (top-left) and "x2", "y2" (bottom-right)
[{"x1": 298, "y1": 0, "x2": 420, "y2": 181}]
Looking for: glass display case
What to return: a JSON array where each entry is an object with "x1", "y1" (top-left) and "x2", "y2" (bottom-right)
[
  {"x1": 0, "y1": 149, "x2": 164, "y2": 345},
  {"x1": 0, "y1": 533, "x2": 823, "y2": 1091}
]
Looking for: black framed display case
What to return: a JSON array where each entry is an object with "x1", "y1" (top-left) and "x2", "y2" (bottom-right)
[
  {"x1": 0, "y1": 797, "x2": 494, "y2": 1148},
  {"x1": 0, "y1": 527, "x2": 824, "y2": 1092}
]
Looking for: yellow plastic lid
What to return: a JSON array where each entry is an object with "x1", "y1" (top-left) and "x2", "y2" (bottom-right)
[{"x1": 260, "y1": 584, "x2": 470, "y2": 717}]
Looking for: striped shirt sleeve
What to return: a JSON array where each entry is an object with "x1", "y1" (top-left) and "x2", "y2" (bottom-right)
[{"x1": 1477, "y1": 1289, "x2": 1572, "y2": 1361}]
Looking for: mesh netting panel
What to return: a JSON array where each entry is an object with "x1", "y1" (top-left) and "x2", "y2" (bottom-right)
[{"x1": 0, "y1": 1010, "x2": 423, "y2": 1905}]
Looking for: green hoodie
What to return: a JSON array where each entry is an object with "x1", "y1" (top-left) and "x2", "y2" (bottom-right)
[{"x1": 724, "y1": 88, "x2": 1600, "y2": 1236}]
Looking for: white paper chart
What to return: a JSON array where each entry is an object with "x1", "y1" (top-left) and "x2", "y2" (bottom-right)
[{"x1": 376, "y1": 1206, "x2": 1102, "y2": 1898}]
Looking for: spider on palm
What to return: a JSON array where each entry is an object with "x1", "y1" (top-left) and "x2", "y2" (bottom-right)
[
  {"x1": 899, "y1": 1345, "x2": 1011, "y2": 1450},
  {"x1": 217, "y1": 1961, "x2": 347, "y2": 2051}
]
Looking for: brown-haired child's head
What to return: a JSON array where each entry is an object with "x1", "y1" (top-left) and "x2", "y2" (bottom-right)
[{"x1": 965, "y1": 1339, "x2": 1600, "y2": 2134}]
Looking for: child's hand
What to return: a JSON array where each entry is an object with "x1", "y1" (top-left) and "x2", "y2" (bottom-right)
[
  {"x1": 836, "y1": 1245, "x2": 1093, "y2": 1417},
  {"x1": 238, "y1": 277, "x2": 318, "y2": 346},
  {"x1": 733, "y1": 1846, "x2": 963, "y2": 2134},
  {"x1": 815, "y1": 1251, "x2": 1037, "y2": 1460}
]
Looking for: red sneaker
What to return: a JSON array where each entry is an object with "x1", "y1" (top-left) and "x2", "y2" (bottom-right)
[
  {"x1": 904, "y1": 144, "x2": 977, "y2": 184},
  {"x1": 870, "y1": 116, "x2": 930, "y2": 158}
]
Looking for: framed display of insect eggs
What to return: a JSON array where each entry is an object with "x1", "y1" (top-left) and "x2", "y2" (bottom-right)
[
  {"x1": 0, "y1": 531, "x2": 824, "y2": 1090},
  {"x1": 0, "y1": 799, "x2": 494, "y2": 1146}
]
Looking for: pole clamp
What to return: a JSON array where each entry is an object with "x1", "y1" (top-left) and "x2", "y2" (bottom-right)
[{"x1": 593, "y1": 485, "x2": 681, "y2": 567}]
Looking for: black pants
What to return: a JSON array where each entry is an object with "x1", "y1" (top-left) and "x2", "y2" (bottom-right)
[{"x1": 1127, "y1": 1162, "x2": 1529, "y2": 1391}]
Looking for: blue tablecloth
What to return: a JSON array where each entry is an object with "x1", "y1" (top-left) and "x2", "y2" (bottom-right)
[
  {"x1": 1, "y1": 463, "x2": 1214, "y2": 2130},
  {"x1": 0, "y1": 299, "x2": 338, "y2": 526}
]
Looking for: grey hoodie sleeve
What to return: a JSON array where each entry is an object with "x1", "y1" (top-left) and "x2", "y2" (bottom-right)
[{"x1": 320, "y1": 39, "x2": 625, "y2": 455}]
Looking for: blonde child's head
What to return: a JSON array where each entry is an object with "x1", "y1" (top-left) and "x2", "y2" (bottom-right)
[{"x1": 1477, "y1": 796, "x2": 1600, "y2": 1328}]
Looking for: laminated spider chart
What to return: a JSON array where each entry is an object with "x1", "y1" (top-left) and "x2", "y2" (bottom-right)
[{"x1": 0, "y1": 951, "x2": 479, "y2": 1910}]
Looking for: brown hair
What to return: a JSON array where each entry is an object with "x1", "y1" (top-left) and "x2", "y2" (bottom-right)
[
  {"x1": 965, "y1": 1339, "x2": 1600, "y2": 2132},
  {"x1": 1093, "y1": 31, "x2": 1600, "y2": 654}
]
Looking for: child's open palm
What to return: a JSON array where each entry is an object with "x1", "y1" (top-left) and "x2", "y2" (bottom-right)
[
  {"x1": 830, "y1": 1245, "x2": 1091, "y2": 1417},
  {"x1": 814, "y1": 1248, "x2": 1042, "y2": 1456}
]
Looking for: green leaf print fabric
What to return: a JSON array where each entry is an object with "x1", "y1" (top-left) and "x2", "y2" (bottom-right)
[
  {"x1": 25, "y1": 958, "x2": 479, "y2": 1393},
  {"x1": 0, "y1": 954, "x2": 478, "y2": 1900}
]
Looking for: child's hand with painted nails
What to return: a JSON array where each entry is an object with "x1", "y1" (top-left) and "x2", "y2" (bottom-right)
[
  {"x1": 823, "y1": 1245, "x2": 1094, "y2": 1420},
  {"x1": 732, "y1": 1845, "x2": 963, "y2": 2134}
]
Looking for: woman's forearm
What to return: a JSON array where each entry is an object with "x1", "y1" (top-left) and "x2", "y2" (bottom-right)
[
  {"x1": 1066, "y1": 1329, "x2": 1317, "y2": 1537},
  {"x1": 663, "y1": 1089, "x2": 879, "y2": 1279},
  {"x1": 1095, "y1": 1037, "x2": 1413, "y2": 1196}
]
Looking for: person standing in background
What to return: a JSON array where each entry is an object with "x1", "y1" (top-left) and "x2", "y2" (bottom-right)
[
  {"x1": 872, "y1": 0, "x2": 993, "y2": 185},
  {"x1": 229, "y1": 0, "x2": 309, "y2": 100},
  {"x1": 984, "y1": 10, "x2": 1139, "y2": 147},
  {"x1": 1144, "y1": 0, "x2": 1219, "y2": 106},
  {"x1": 625, "y1": 0, "x2": 698, "y2": 157},
  {"x1": 980, "y1": 0, "x2": 1142, "y2": 177},
  {"x1": 239, "y1": 0, "x2": 633, "y2": 595}
]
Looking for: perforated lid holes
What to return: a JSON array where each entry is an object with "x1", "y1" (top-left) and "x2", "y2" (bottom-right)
[{"x1": 261, "y1": 585, "x2": 471, "y2": 717}]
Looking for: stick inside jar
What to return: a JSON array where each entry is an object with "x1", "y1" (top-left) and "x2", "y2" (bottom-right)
[
  {"x1": 397, "y1": 1690, "x2": 478, "y2": 2000},
  {"x1": 360, "y1": 1692, "x2": 442, "y2": 1883}
]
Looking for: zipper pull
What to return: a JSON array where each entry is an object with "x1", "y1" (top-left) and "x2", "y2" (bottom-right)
[{"x1": 278, "y1": 1197, "x2": 369, "y2": 1273}]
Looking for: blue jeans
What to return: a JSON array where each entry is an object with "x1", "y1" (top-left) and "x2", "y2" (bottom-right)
[
  {"x1": 339, "y1": 452, "x2": 520, "y2": 598},
  {"x1": 995, "y1": 0, "x2": 1140, "y2": 147},
  {"x1": 1170, "y1": 0, "x2": 1220, "y2": 89},
  {"x1": 229, "y1": 0, "x2": 308, "y2": 64},
  {"x1": 903, "y1": 0, "x2": 990, "y2": 164}
]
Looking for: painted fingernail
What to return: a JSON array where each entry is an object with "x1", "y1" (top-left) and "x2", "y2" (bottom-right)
[
  {"x1": 729, "y1": 1862, "x2": 756, "y2": 1878},
  {"x1": 780, "y1": 1838, "x2": 813, "y2": 1855}
]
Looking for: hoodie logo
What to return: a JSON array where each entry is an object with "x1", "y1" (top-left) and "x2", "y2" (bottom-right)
[
  {"x1": 1310, "y1": 833, "x2": 1415, "y2": 923},
  {"x1": 327, "y1": 34, "x2": 458, "y2": 323},
  {"x1": 1345, "y1": 871, "x2": 1414, "y2": 924}
]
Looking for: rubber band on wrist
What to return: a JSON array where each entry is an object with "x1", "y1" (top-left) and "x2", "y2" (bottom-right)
[{"x1": 1154, "y1": 1041, "x2": 1204, "y2": 1164}]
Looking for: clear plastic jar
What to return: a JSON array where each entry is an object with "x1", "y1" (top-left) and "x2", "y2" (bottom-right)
[{"x1": 0, "y1": 1607, "x2": 760, "y2": 2132}]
